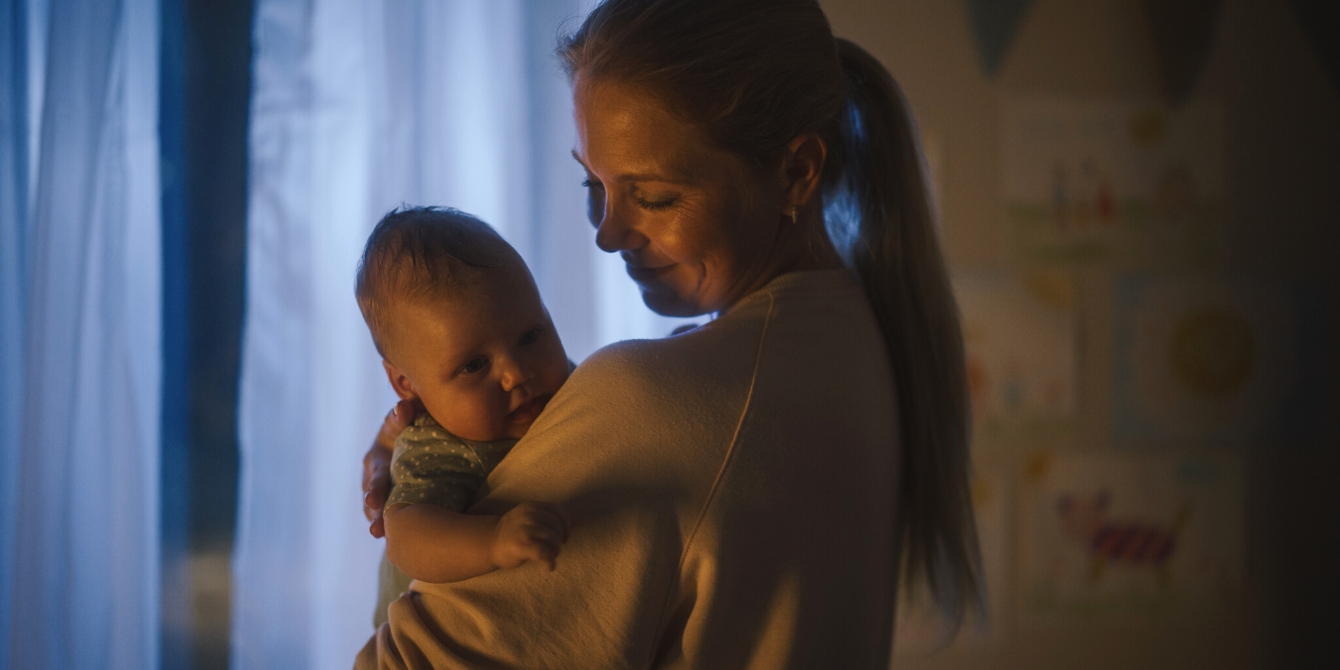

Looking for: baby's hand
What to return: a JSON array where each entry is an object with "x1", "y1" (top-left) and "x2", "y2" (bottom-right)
[{"x1": 489, "y1": 502, "x2": 572, "y2": 572}]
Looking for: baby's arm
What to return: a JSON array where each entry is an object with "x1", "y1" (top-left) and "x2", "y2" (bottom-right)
[{"x1": 383, "y1": 500, "x2": 571, "y2": 584}]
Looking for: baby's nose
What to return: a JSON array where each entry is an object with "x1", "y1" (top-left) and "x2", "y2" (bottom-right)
[{"x1": 500, "y1": 361, "x2": 536, "y2": 392}]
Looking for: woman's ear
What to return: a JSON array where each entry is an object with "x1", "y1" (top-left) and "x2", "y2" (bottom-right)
[
  {"x1": 782, "y1": 133, "x2": 827, "y2": 213},
  {"x1": 382, "y1": 359, "x2": 420, "y2": 401}
]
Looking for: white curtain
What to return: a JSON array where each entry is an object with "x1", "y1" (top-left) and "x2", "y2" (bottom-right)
[
  {"x1": 235, "y1": 1, "x2": 692, "y2": 667},
  {"x1": 0, "y1": 0, "x2": 162, "y2": 667}
]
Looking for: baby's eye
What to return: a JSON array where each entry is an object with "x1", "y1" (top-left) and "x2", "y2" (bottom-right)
[
  {"x1": 458, "y1": 357, "x2": 489, "y2": 375},
  {"x1": 519, "y1": 327, "x2": 542, "y2": 346}
]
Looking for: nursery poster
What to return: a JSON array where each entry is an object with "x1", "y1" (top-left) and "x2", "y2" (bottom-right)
[
  {"x1": 1111, "y1": 277, "x2": 1327, "y2": 447},
  {"x1": 1019, "y1": 451, "x2": 1243, "y2": 624},
  {"x1": 954, "y1": 270, "x2": 1076, "y2": 445},
  {"x1": 1002, "y1": 98, "x2": 1224, "y2": 267},
  {"x1": 894, "y1": 471, "x2": 1008, "y2": 652}
]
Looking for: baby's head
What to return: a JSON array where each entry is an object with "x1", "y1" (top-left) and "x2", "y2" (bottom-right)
[{"x1": 356, "y1": 207, "x2": 569, "y2": 442}]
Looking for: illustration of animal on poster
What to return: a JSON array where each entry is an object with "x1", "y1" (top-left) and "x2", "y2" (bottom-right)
[
  {"x1": 1020, "y1": 451, "x2": 1243, "y2": 624},
  {"x1": 1002, "y1": 98, "x2": 1224, "y2": 267}
]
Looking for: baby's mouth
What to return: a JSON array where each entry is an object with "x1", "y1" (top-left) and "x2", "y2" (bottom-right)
[{"x1": 506, "y1": 394, "x2": 552, "y2": 425}]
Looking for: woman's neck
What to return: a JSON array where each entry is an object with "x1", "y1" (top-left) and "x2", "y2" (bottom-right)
[{"x1": 719, "y1": 213, "x2": 844, "y2": 316}]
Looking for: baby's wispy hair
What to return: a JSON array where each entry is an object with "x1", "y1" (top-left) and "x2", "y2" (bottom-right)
[{"x1": 355, "y1": 206, "x2": 518, "y2": 358}]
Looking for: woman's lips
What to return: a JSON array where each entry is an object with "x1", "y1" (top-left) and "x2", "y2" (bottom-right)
[{"x1": 507, "y1": 394, "x2": 552, "y2": 425}]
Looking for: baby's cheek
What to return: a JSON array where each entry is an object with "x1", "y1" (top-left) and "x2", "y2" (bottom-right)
[
  {"x1": 540, "y1": 345, "x2": 572, "y2": 391},
  {"x1": 435, "y1": 394, "x2": 509, "y2": 443}
]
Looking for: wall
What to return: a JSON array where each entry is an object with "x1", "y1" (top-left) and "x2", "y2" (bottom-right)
[{"x1": 819, "y1": 0, "x2": 1339, "y2": 668}]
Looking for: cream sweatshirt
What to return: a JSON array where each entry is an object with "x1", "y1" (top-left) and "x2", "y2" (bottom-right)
[{"x1": 356, "y1": 269, "x2": 899, "y2": 669}]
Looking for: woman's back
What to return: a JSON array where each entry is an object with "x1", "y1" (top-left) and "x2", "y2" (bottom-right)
[
  {"x1": 357, "y1": 269, "x2": 897, "y2": 669},
  {"x1": 655, "y1": 269, "x2": 897, "y2": 668}
]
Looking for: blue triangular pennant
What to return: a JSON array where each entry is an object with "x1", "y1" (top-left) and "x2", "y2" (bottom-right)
[
  {"x1": 1290, "y1": 0, "x2": 1340, "y2": 93},
  {"x1": 1142, "y1": 0, "x2": 1225, "y2": 106},
  {"x1": 964, "y1": 0, "x2": 1035, "y2": 79}
]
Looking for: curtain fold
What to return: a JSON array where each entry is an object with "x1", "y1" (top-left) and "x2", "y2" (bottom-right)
[
  {"x1": 236, "y1": 1, "x2": 693, "y2": 667},
  {"x1": 0, "y1": 0, "x2": 28, "y2": 660},
  {"x1": 0, "y1": 0, "x2": 161, "y2": 668}
]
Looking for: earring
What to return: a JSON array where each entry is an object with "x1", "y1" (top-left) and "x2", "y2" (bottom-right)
[{"x1": 789, "y1": 207, "x2": 798, "y2": 225}]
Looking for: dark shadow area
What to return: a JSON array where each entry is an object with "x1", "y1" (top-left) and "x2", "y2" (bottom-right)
[{"x1": 160, "y1": 0, "x2": 253, "y2": 667}]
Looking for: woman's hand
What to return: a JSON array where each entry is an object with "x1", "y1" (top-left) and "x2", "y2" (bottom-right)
[{"x1": 363, "y1": 399, "x2": 417, "y2": 538}]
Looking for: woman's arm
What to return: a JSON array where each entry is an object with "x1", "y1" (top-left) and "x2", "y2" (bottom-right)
[
  {"x1": 355, "y1": 339, "x2": 745, "y2": 669},
  {"x1": 383, "y1": 501, "x2": 571, "y2": 583}
]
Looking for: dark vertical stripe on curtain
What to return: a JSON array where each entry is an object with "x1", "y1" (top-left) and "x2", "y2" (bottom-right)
[
  {"x1": 160, "y1": 0, "x2": 254, "y2": 668},
  {"x1": 0, "y1": 0, "x2": 28, "y2": 662},
  {"x1": 158, "y1": 0, "x2": 191, "y2": 665}
]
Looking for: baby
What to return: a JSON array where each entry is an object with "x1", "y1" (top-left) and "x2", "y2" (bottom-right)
[{"x1": 355, "y1": 206, "x2": 573, "y2": 627}]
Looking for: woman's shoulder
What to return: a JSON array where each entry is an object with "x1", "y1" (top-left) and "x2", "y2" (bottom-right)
[
  {"x1": 492, "y1": 313, "x2": 770, "y2": 493},
  {"x1": 571, "y1": 269, "x2": 870, "y2": 384},
  {"x1": 572, "y1": 314, "x2": 765, "y2": 396},
  {"x1": 540, "y1": 269, "x2": 877, "y2": 429}
]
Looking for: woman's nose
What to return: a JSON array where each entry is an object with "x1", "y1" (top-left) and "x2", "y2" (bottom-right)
[{"x1": 593, "y1": 198, "x2": 645, "y2": 253}]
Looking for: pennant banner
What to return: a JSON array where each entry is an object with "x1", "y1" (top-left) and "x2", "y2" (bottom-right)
[
  {"x1": 1290, "y1": 0, "x2": 1340, "y2": 92},
  {"x1": 964, "y1": 0, "x2": 1035, "y2": 79},
  {"x1": 1141, "y1": 0, "x2": 1224, "y2": 106}
]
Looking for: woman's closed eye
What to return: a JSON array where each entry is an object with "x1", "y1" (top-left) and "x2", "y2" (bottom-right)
[
  {"x1": 519, "y1": 327, "x2": 543, "y2": 346},
  {"x1": 458, "y1": 356, "x2": 489, "y2": 375},
  {"x1": 635, "y1": 193, "x2": 677, "y2": 211},
  {"x1": 631, "y1": 185, "x2": 678, "y2": 211},
  {"x1": 582, "y1": 177, "x2": 675, "y2": 211}
]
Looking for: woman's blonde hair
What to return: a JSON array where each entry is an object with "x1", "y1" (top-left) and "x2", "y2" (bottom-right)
[{"x1": 560, "y1": 0, "x2": 982, "y2": 635}]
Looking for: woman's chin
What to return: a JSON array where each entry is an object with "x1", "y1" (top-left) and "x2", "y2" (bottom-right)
[{"x1": 639, "y1": 283, "x2": 708, "y2": 318}]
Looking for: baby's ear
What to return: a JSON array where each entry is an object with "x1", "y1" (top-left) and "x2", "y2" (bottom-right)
[{"x1": 382, "y1": 359, "x2": 419, "y2": 401}]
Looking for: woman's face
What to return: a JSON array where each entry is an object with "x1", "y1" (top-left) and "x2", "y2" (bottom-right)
[{"x1": 572, "y1": 78, "x2": 786, "y2": 316}]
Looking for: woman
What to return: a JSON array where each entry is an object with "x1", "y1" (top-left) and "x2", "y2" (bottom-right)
[{"x1": 358, "y1": 1, "x2": 979, "y2": 667}]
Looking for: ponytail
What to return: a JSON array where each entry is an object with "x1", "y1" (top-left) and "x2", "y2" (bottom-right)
[{"x1": 827, "y1": 38, "x2": 982, "y2": 625}]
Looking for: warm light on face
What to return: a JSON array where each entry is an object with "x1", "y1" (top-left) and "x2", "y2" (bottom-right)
[
  {"x1": 571, "y1": 78, "x2": 787, "y2": 317},
  {"x1": 383, "y1": 266, "x2": 570, "y2": 441}
]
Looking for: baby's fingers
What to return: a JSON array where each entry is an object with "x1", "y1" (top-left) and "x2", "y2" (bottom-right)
[
  {"x1": 529, "y1": 504, "x2": 572, "y2": 543},
  {"x1": 520, "y1": 538, "x2": 560, "y2": 571},
  {"x1": 525, "y1": 522, "x2": 564, "y2": 545},
  {"x1": 550, "y1": 505, "x2": 574, "y2": 542}
]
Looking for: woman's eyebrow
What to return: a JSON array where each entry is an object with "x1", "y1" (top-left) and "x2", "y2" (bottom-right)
[
  {"x1": 571, "y1": 149, "x2": 590, "y2": 172},
  {"x1": 571, "y1": 150, "x2": 691, "y2": 184}
]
